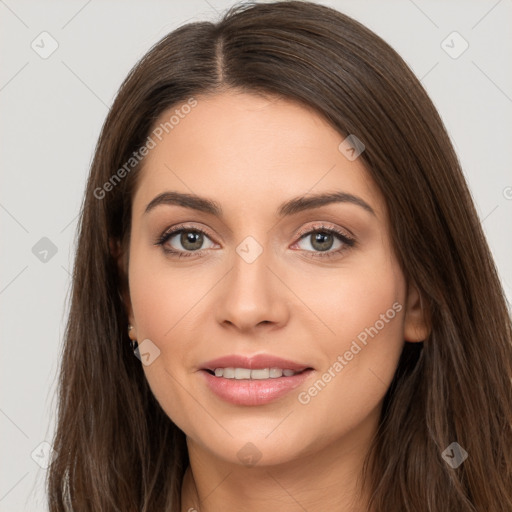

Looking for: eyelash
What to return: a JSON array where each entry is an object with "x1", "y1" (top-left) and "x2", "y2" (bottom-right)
[{"x1": 154, "y1": 223, "x2": 356, "y2": 260}]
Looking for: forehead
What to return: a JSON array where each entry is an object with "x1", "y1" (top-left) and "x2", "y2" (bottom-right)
[{"x1": 132, "y1": 91, "x2": 385, "y2": 221}]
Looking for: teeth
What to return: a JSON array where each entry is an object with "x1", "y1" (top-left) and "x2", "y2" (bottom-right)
[
  {"x1": 235, "y1": 368, "x2": 251, "y2": 379},
  {"x1": 212, "y1": 367, "x2": 301, "y2": 379},
  {"x1": 249, "y1": 368, "x2": 269, "y2": 379},
  {"x1": 269, "y1": 368, "x2": 283, "y2": 378}
]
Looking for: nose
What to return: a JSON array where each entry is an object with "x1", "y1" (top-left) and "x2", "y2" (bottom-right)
[{"x1": 214, "y1": 241, "x2": 290, "y2": 333}]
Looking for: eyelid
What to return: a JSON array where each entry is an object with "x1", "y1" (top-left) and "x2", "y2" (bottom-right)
[
  {"x1": 157, "y1": 222, "x2": 217, "y2": 243},
  {"x1": 293, "y1": 222, "x2": 355, "y2": 242}
]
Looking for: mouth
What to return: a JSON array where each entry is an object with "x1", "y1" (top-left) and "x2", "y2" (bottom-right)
[
  {"x1": 198, "y1": 354, "x2": 315, "y2": 405},
  {"x1": 200, "y1": 366, "x2": 315, "y2": 406},
  {"x1": 202, "y1": 367, "x2": 313, "y2": 379}
]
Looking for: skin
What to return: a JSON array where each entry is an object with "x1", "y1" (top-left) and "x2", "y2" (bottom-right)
[{"x1": 120, "y1": 90, "x2": 429, "y2": 512}]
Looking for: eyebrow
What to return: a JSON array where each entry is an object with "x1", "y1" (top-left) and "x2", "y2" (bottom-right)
[{"x1": 144, "y1": 190, "x2": 376, "y2": 218}]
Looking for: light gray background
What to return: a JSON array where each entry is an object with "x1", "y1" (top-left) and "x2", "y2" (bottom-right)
[{"x1": 1, "y1": 0, "x2": 511, "y2": 510}]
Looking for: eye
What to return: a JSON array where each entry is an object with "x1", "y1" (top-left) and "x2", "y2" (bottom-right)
[
  {"x1": 291, "y1": 223, "x2": 356, "y2": 259},
  {"x1": 155, "y1": 225, "x2": 216, "y2": 258}
]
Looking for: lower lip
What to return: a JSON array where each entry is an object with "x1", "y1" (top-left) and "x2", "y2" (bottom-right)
[{"x1": 200, "y1": 369, "x2": 314, "y2": 406}]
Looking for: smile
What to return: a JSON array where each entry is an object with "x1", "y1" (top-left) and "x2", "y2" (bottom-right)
[
  {"x1": 200, "y1": 368, "x2": 315, "y2": 406},
  {"x1": 209, "y1": 367, "x2": 305, "y2": 379}
]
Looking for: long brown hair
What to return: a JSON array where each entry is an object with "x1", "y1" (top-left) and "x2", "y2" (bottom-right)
[{"x1": 47, "y1": 1, "x2": 512, "y2": 510}]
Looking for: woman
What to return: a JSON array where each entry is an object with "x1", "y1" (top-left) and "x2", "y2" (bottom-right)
[{"x1": 47, "y1": 1, "x2": 512, "y2": 510}]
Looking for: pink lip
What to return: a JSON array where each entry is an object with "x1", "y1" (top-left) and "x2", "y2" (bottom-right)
[
  {"x1": 200, "y1": 354, "x2": 313, "y2": 372},
  {"x1": 200, "y1": 368, "x2": 315, "y2": 406}
]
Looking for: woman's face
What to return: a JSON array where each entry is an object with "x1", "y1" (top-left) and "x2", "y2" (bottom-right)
[{"x1": 124, "y1": 90, "x2": 426, "y2": 468}]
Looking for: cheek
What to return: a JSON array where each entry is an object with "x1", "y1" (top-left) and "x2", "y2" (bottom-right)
[
  {"x1": 293, "y1": 248, "x2": 404, "y2": 350},
  {"x1": 127, "y1": 245, "x2": 217, "y2": 419},
  {"x1": 293, "y1": 255, "x2": 406, "y2": 432},
  {"x1": 127, "y1": 252, "x2": 199, "y2": 432},
  {"x1": 128, "y1": 239, "x2": 209, "y2": 340}
]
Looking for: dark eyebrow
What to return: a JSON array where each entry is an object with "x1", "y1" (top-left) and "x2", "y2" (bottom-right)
[
  {"x1": 144, "y1": 192, "x2": 222, "y2": 216},
  {"x1": 144, "y1": 190, "x2": 376, "y2": 217},
  {"x1": 277, "y1": 191, "x2": 376, "y2": 217}
]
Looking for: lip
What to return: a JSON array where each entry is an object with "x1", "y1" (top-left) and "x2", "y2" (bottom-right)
[
  {"x1": 200, "y1": 367, "x2": 315, "y2": 406},
  {"x1": 200, "y1": 354, "x2": 313, "y2": 372}
]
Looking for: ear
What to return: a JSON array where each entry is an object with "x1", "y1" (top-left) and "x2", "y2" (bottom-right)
[
  {"x1": 403, "y1": 281, "x2": 430, "y2": 342},
  {"x1": 109, "y1": 237, "x2": 135, "y2": 326}
]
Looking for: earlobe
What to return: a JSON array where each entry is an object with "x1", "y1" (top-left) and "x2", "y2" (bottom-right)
[{"x1": 403, "y1": 282, "x2": 430, "y2": 342}]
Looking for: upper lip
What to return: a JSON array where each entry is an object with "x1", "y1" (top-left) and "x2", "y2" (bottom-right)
[{"x1": 200, "y1": 354, "x2": 313, "y2": 372}]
